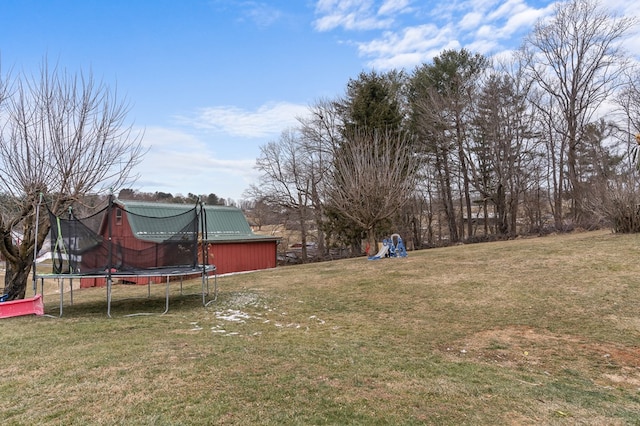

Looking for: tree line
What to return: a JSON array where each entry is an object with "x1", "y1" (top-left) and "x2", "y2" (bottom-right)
[
  {"x1": 247, "y1": 0, "x2": 640, "y2": 260},
  {"x1": 116, "y1": 189, "x2": 229, "y2": 206}
]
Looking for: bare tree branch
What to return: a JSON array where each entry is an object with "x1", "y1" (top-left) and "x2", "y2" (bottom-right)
[
  {"x1": 0, "y1": 61, "x2": 145, "y2": 299},
  {"x1": 329, "y1": 127, "x2": 419, "y2": 247}
]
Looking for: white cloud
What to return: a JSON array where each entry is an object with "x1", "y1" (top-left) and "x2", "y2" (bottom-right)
[
  {"x1": 606, "y1": 0, "x2": 640, "y2": 58},
  {"x1": 357, "y1": 23, "x2": 459, "y2": 69},
  {"x1": 460, "y1": 12, "x2": 483, "y2": 31},
  {"x1": 465, "y1": 38, "x2": 500, "y2": 56},
  {"x1": 140, "y1": 126, "x2": 205, "y2": 150},
  {"x1": 483, "y1": 0, "x2": 552, "y2": 41},
  {"x1": 133, "y1": 99, "x2": 315, "y2": 199},
  {"x1": 313, "y1": 0, "x2": 395, "y2": 31},
  {"x1": 213, "y1": 1, "x2": 286, "y2": 28},
  {"x1": 244, "y1": 3, "x2": 283, "y2": 28},
  {"x1": 314, "y1": 13, "x2": 393, "y2": 31},
  {"x1": 139, "y1": 127, "x2": 255, "y2": 173},
  {"x1": 315, "y1": 0, "x2": 373, "y2": 14},
  {"x1": 310, "y1": 0, "x2": 640, "y2": 106},
  {"x1": 334, "y1": 0, "x2": 562, "y2": 70},
  {"x1": 476, "y1": 24, "x2": 496, "y2": 39},
  {"x1": 177, "y1": 102, "x2": 309, "y2": 138},
  {"x1": 625, "y1": 32, "x2": 640, "y2": 58},
  {"x1": 378, "y1": 0, "x2": 412, "y2": 16},
  {"x1": 486, "y1": 0, "x2": 526, "y2": 21},
  {"x1": 133, "y1": 126, "x2": 258, "y2": 200},
  {"x1": 501, "y1": 8, "x2": 545, "y2": 34},
  {"x1": 610, "y1": 0, "x2": 640, "y2": 16}
]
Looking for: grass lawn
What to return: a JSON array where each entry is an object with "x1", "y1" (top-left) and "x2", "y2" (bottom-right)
[{"x1": 1, "y1": 230, "x2": 640, "y2": 425}]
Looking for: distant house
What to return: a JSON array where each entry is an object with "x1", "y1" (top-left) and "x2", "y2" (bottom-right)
[{"x1": 80, "y1": 199, "x2": 279, "y2": 287}]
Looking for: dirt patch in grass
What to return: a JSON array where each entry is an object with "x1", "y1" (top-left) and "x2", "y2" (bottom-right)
[{"x1": 440, "y1": 326, "x2": 640, "y2": 390}]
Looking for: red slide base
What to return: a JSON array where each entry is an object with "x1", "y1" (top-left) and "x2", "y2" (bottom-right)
[{"x1": 0, "y1": 294, "x2": 45, "y2": 319}]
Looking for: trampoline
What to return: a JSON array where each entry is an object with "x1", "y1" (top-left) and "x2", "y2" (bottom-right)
[
  {"x1": 35, "y1": 266, "x2": 217, "y2": 317},
  {"x1": 32, "y1": 196, "x2": 218, "y2": 317}
]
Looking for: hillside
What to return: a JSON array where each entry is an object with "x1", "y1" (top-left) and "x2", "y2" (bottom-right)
[{"x1": 1, "y1": 229, "x2": 639, "y2": 424}]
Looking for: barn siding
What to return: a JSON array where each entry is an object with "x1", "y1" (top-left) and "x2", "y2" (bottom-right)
[
  {"x1": 80, "y1": 207, "x2": 160, "y2": 272},
  {"x1": 206, "y1": 241, "x2": 277, "y2": 275}
]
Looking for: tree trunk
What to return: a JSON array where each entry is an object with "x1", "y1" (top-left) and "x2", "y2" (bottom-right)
[
  {"x1": 366, "y1": 227, "x2": 378, "y2": 258},
  {"x1": 310, "y1": 185, "x2": 326, "y2": 257},
  {"x1": 482, "y1": 199, "x2": 489, "y2": 235},
  {"x1": 3, "y1": 259, "x2": 32, "y2": 300},
  {"x1": 554, "y1": 157, "x2": 565, "y2": 231},
  {"x1": 567, "y1": 137, "x2": 580, "y2": 224},
  {"x1": 297, "y1": 200, "x2": 308, "y2": 263},
  {"x1": 495, "y1": 183, "x2": 509, "y2": 235},
  {"x1": 350, "y1": 235, "x2": 362, "y2": 256},
  {"x1": 548, "y1": 134, "x2": 565, "y2": 231},
  {"x1": 436, "y1": 150, "x2": 459, "y2": 242},
  {"x1": 456, "y1": 115, "x2": 473, "y2": 239},
  {"x1": 508, "y1": 191, "x2": 519, "y2": 235}
]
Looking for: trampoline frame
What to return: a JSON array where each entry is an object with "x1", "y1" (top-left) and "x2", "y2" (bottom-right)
[{"x1": 35, "y1": 265, "x2": 217, "y2": 317}]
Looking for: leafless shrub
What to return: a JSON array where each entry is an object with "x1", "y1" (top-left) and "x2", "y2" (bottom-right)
[{"x1": 586, "y1": 178, "x2": 640, "y2": 233}]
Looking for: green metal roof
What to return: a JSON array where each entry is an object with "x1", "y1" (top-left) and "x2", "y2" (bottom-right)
[{"x1": 116, "y1": 199, "x2": 277, "y2": 243}]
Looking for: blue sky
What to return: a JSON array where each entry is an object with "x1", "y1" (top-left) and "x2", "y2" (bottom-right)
[{"x1": 1, "y1": 0, "x2": 638, "y2": 201}]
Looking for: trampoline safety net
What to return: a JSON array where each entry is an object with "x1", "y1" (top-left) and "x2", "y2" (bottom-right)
[{"x1": 48, "y1": 201, "x2": 200, "y2": 275}]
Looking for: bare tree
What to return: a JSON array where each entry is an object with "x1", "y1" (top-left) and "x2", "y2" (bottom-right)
[
  {"x1": 247, "y1": 129, "x2": 315, "y2": 261},
  {"x1": 296, "y1": 99, "x2": 342, "y2": 257},
  {"x1": 410, "y1": 49, "x2": 489, "y2": 241},
  {"x1": 617, "y1": 68, "x2": 640, "y2": 170},
  {"x1": 413, "y1": 96, "x2": 459, "y2": 241},
  {"x1": 469, "y1": 62, "x2": 539, "y2": 236},
  {"x1": 0, "y1": 62, "x2": 144, "y2": 300},
  {"x1": 521, "y1": 0, "x2": 636, "y2": 226},
  {"x1": 329, "y1": 128, "x2": 419, "y2": 252},
  {"x1": 585, "y1": 69, "x2": 640, "y2": 232}
]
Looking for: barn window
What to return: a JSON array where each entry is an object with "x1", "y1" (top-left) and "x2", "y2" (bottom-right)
[{"x1": 115, "y1": 208, "x2": 122, "y2": 225}]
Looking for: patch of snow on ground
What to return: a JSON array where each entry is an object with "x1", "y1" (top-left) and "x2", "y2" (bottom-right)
[
  {"x1": 228, "y1": 292, "x2": 263, "y2": 308},
  {"x1": 211, "y1": 325, "x2": 226, "y2": 333},
  {"x1": 215, "y1": 309, "x2": 251, "y2": 323},
  {"x1": 309, "y1": 315, "x2": 326, "y2": 324}
]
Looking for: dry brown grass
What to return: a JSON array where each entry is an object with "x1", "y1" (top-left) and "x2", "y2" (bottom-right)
[{"x1": 1, "y1": 229, "x2": 640, "y2": 425}]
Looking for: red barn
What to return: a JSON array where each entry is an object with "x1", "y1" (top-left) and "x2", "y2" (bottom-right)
[{"x1": 80, "y1": 200, "x2": 279, "y2": 287}]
